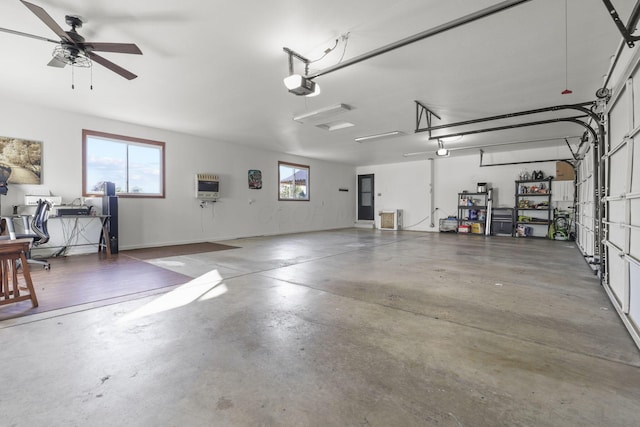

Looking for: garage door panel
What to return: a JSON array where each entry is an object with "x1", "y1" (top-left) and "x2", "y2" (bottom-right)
[
  {"x1": 632, "y1": 199, "x2": 640, "y2": 261},
  {"x1": 633, "y1": 140, "x2": 640, "y2": 190},
  {"x1": 630, "y1": 262, "x2": 640, "y2": 332},
  {"x1": 603, "y1": 68, "x2": 639, "y2": 347},
  {"x1": 608, "y1": 249, "x2": 626, "y2": 306},
  {"x1": 575, "y1": 149, "x2": 596, "y2": 260},
  {"x1": 609, "y1": 228, "x2": 626, "y2": 248},
  {"x1": 605, "y1": 84, "x2": 629, "y2": 314},
  {"x1": 609, "y1": 88, "x2": 628, "y2": 145},
  {"x1": 632, "y1": 199, "x2": 640, "y2": 228},
  {"x1": 609, "y1": 150, "x2": 627, "y2": 193},
  {"x1": 634, "y1": 76, "x2": 640, "y2": 124},
  {"x1": 632, "y1": 228, "x2": 640, "y2": 259},
  {"x1": 607, "y1": 199, "x2": 625, "y2": 247}
]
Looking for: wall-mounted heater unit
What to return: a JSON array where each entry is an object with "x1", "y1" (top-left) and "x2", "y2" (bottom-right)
[
  {"x1": 195, "y1": 174, "x2": 220, "y2": 200},
  {"x1": 379, "y1": 209, "x2": 403, "y2": 230}
]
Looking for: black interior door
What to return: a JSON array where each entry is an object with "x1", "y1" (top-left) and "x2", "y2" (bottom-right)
[{"x1": 358, "y1": 174, "x2": 374, "y2": 221}]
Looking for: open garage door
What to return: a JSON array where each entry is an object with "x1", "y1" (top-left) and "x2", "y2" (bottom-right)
[
  {"x1": 575, "y1": 144, "x2": 598, "y2": 272},
  {"x1": 603, "y1": 73, "x2": 640, "y2": 348}
]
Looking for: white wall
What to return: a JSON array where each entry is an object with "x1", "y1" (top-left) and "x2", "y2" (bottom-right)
[
  {"x1": 358, "y1": 144, "x2": 573, "y2": 232},
  {"x1": 0, "y1": 99, "x2": 576, "y2": 251},
  {"x1": 356, "y1": 161, "x2": 431, "y2": 230},
  {"x1": 0, "y1": 101, "x2": 356, "y2": 250}
]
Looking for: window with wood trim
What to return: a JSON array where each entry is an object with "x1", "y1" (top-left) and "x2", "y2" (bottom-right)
[
  {"x1": 278, "y1": 161, "x2": 309, "y2": 201},
  {"x1": 82, "y1": 129, "x2": 165, "y2": 198}
]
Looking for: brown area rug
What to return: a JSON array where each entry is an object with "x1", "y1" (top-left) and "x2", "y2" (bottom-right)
[
  {"x1": 121, "y1": 242, "x2": 239, "y2": 260},
  {"x1": 0, "y1": 253, "x2": 192, "y2": 321},
  {"x1": 0, "y1": 243, "x2": 240, "y2": 321}
]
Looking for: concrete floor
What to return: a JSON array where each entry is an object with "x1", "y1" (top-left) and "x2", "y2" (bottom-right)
[{"x1": 1, "y1": 229, "x2": 639, "y2": 426}]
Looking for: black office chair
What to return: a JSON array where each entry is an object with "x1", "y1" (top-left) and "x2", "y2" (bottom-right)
[{"x1": 16, "y1": 199, "x2": 52, "y2": 270}]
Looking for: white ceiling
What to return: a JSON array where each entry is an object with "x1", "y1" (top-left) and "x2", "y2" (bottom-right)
[{"x1": 0, "y1": 0, "x2": 634, "y2": 166}]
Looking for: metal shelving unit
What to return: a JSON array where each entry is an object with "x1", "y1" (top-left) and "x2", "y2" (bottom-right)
[
  {"x1": 514, "y1": 178, "x2": 552, "y2": 238},
  {"x1": 457, "y1": 192, "x2": 489, "y2": 235}
]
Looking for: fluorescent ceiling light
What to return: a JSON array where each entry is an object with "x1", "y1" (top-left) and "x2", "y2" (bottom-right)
[
  {"x1": 355, "y1": 131, "x2": 404, "y2": 143},
  {"x1": 316, "y1": 121, "x2": 355, "y2": 131},
  {"x1": 293, "y1": 103, "x2": 352, "y2": 122},
  {"x1": 403, "y1": 151, "x2": 430, "y2": 157},
  {"x1": 440, "y1": 135, "x2": 462, "y2": 142}
]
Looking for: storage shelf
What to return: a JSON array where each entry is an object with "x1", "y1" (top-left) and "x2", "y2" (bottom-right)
[
  {"x1": 516, "y1": 178, "x2": 553, "y2": 184},
  {"x1": 516, "y1": 221, "x2": 551, "y2": 225},
  {"x1": 515, "y1": 178, "x2": 552, "y2": 238},
  {"x1": 457, "y1": 192, "x2": 489, "y2": 235}
]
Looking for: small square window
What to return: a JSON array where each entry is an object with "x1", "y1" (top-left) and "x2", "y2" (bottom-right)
[{"x1": 278, "y1": 161, "x2": 309, "y2": 201}]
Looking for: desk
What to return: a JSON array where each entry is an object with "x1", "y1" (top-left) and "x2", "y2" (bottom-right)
[{"x1": 2, "y1": 214, "x2": 111, "y2": 258}]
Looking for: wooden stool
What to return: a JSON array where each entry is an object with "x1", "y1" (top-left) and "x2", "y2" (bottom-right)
[{"x1": 0, "y1": 238, "x2": 38, "y2": 308}]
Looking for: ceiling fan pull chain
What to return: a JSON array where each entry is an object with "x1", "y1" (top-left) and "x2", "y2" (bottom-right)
[
  {"x1": 71, "y1": 66, "x2": 75, "y2": 90},
  {"x1": 90, "y1": 63, "x2": 93, "y2": 90}
]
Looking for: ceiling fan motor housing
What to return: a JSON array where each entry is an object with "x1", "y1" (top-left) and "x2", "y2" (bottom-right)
[{"x1": 65, "y1": 15, "x2": 83, "y2": 30}]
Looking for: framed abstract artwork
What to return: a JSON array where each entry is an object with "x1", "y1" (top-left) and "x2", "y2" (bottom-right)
[{"x1": 248, "y1": 169, "x2": 262, "y2": 189}]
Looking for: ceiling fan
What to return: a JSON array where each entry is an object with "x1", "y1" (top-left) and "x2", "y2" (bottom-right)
[{"x1": 0, "y1": 0, "x2": 142, "y2": 80}]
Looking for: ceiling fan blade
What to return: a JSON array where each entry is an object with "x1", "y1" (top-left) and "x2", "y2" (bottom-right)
[
  {"x1": 85, "y1": 42, "x2": 142, "y2": 55},
  {"x1": 0, "y1": 26, "x2": 59, "y2": 44},
  {"x1": 47, "y1": 56, "x2": 66, "y2": 68},
  {"x1": 20, "y1": 0, "x2": 74, "y2": 43},
  {"x1": 89, "y1": 52, "x2": 137, "y2": 80}
]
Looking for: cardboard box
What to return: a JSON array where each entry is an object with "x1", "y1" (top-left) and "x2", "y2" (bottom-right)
[
  {"x1": 556, "y1": 161, "x2": 575, "y2": 181},
  {"x1": 471, "y1": 223, "x2": 484, "y2": 234}
]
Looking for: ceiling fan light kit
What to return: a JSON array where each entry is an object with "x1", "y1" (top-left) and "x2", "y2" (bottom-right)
[
  {"x1": 52, "y1": 44, "x2": 91, "y2": 68},
  {"x1": 0, "y1": 0, "x2": 143, "y2": 85}
]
